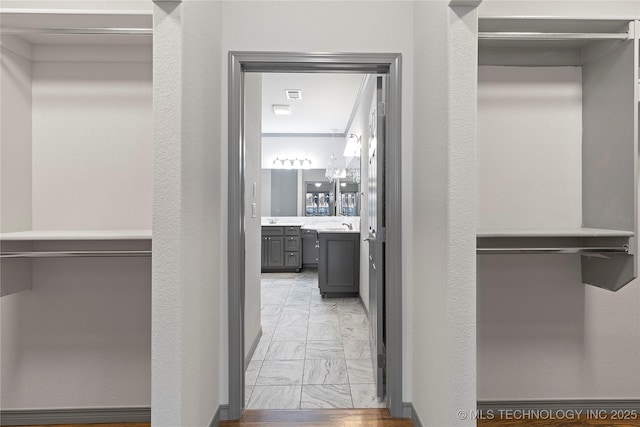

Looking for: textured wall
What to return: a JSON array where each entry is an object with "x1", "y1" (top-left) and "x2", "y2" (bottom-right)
[
  {"x1": 412, "y1": 3, "x2": 478, "y2": 426},
  {"x1": 152, "y1": 2, "x2": 223, "y2": 426}
]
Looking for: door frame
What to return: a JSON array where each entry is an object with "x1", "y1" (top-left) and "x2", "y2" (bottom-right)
[{"x1": 227, "y1": 52, "x2": 403, "y2": 419}]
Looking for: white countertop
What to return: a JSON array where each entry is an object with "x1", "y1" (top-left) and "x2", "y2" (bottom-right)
[{"x1": 262, "y1": 216, "x2": 360, "y2": 232}]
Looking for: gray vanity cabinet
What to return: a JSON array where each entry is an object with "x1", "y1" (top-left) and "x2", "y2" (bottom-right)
[
  {"x1": 318, "y1": 232, "x2": 360, "y2": 298},
  {"x1": 261, "y1": 226, "x2": 302, "y2": 272}
]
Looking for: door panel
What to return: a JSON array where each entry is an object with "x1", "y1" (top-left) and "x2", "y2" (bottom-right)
[
  {"x1": 368, "y1": 76, "x2": 386, "y2": 401},
  {"x1": 261, "y1": 236, "x2": 269, "y2": 267},
  {"x1": 268, "y1": 237, "x2": 284, "y2": 266}
]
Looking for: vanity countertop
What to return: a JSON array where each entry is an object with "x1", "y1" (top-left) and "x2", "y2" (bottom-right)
[
  {"x1": 261, "y1": 219, "x2": 306, "y2": 227},
  {"x1": 315, "y1": 229, "x2": 360, "y2": 234},
  {"x1": 261, "y1": 216, "x2": 360, "y2": 232}
]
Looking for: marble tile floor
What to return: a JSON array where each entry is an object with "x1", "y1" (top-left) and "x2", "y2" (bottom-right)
[{"x1": 245, "y1": 270, "x2": 386, "y2": 410}]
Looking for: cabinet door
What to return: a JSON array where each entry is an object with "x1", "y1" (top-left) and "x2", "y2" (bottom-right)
[
  {"x1": 284, "y1": 251, "x2": 300, "y2": 267},
  {"x1": 261, "y1": 236, "x2": 269, "y2": 268},
  {"x1": 318, "y1": 233, "x2": 359, "y2": 296},
  {"x1": 302, "y1": 237, "x2": 319, "y2": 265},
  {"x1": 268, "y1": 237, "x2": 284, "y2": 267},
  {"x1": 284, "y1": 236, "x2": 300, "y2": 251}
]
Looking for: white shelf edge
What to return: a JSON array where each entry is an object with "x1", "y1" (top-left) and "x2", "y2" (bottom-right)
[
  {"x1": 0, "y1": 8, "x2": 152, "y2": 16},
  {"x1": 0, "y1": 229, "x2": 152, "y2": 241},
  {"x1": 478, "y1": 15, "x2": 640, "y2": 21},
  {"x1": 477, "y1": 227, "x2": 634, "y2": 238}
]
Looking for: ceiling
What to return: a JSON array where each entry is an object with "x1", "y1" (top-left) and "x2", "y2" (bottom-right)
[{"x1": 261, "y1": 73, "x2": 366, "y2": 135}]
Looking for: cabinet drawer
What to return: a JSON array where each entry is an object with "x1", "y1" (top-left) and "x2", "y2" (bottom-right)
[
  {"x1": 302, "y1": 228, "x2": 318, "y2": 238},
  {"x1": 284, "y1": 236, "x2": 300, "y2": 251},
  {"x1": 285, "y1": 226, "x2": 300, "y2": 236},
  {"x1": 284, "y1": 251, "x2": 300, "y2": 267},
  {"x1": 262, "y1": 226, "x2": 284, "y2": 236}
]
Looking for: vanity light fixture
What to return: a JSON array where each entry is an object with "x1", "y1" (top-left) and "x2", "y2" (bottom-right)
[
  {"x1": 314, "y1": 183, "x2": 322, "y2": 187},
  {"x1": 272, "y1": 157, "x2": 312, "y2": 169},
  {"x1": 343, "y1": 133, "x2": 362, "y2": 157},
  {"x1": 272, "y1": 104, "x2": 291, "y2": 115}
]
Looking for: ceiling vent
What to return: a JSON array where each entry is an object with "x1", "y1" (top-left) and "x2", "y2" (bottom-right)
[{"x1": 285, "y1": 89, "x2": 302, "y2": 100}]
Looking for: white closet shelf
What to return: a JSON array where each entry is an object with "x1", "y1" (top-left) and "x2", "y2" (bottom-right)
[
  {"x1": 477, "y1": 227, "x2": 635, "y2": 292},
  {"x1": 477, "y1": 227, "x2": 634, "y2": 238},
  {"x1": 1, "y1": 230, "x2": 152, "y2": 297},
  {"x1": 0, "y1": 9, "x2": 152, "y2": 46},
  {"x1": 0, "y1": 229, "x2": 152, "y2": 241},
  {"x1": 0, "y1": 9, "x2": 152, "y2": 27}
]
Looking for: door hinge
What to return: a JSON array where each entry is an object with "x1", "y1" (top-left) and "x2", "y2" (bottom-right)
[
  {"x1": 377, "y1": 101, "x2": 386, "y2": 117},
  {"x1": 378, "y1": 353, "x2": 386, "y2": 369}
]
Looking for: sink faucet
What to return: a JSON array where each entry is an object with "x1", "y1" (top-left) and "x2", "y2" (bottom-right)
[{"x1": 342, "y1": 222, "x2": 353, "y2": 231}]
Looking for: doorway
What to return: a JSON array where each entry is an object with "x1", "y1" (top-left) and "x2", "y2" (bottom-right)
[{"x1": 227, "y1": 52, "x2": 403, "y2": 419}]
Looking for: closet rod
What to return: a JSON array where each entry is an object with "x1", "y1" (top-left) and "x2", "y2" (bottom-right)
[
  {"x1": 477, "y1": 246, "x2": 629, "y2": 255},
  {"x1": 0, "y1": 250, "x2": 152, "y2": 258},
  {"x1": 478, "y1": 31, "x2": 629, "y2": 41},
  {"x1": 1, "y1": 28, "x2": 152, "y2": 36}
]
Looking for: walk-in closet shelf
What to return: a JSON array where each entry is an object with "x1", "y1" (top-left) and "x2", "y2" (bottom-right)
[
  {"x1": 1, "y1": 9, "x2": 153, "y2": 296},
  {"x1": 1, "y1": 230, "x2": 152, "y2": 297},
  {"x1": 477, "y1": 18, "x2": 639, "y2": 291},
  {"x1": 0, "y1": 9, "x2": 153, "y2": 415}
]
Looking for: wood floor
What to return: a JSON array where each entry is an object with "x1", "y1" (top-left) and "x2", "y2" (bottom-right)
[
  {"x1": 220, "y1": 409, "x2": 412, "y2": 427},
  {"x1": 8, "y1": 411, "x2": 640, "y2": 427},
  {"x1": 477, "y1": 415, "x2": 640, "y2": 427}
]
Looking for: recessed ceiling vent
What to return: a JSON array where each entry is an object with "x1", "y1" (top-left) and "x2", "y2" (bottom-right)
[{"x1": 285, "y1": 89, "x2": 302, "y2": 100}]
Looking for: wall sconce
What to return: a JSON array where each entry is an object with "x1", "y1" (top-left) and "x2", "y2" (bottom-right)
[{"x1": 344, "y1": 133, "x2": 361, "y2": 157}]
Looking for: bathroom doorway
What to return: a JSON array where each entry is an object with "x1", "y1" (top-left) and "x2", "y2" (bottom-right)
[{"x1": 227, "y1": 52, "x2": 403, "y2": 419}]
